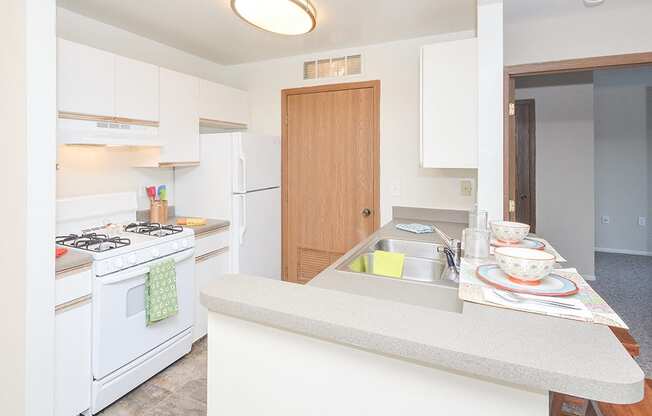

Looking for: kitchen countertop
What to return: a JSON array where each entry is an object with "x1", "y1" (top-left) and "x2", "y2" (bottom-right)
[
  {"x1": 56, "y1": 250, "x2": 93, "y2": 275},
  {"x1": 171, "y1": 216, "x2": 230, "y2": 237},
  {"x1": 200, "y1": 213, "x2": 644, "y2": 404}
]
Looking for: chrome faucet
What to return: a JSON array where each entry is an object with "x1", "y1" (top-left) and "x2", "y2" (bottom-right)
[{"x1": 434, "y1": 226, "x2": 462, "y2": 279}]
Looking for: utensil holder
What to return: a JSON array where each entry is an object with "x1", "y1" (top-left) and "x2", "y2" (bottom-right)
[{"x1": 149, "y1": 200, "x2": 168, "y2": 224}]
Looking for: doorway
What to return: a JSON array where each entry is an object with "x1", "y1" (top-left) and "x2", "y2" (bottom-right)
[
  {"x1": 504, "y1": 53, "x2": 652, "y2": 380},
  {"x1": 281, "y1": 81, "x2": 380, "y2": 284}
]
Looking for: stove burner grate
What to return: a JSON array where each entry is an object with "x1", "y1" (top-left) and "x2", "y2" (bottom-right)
[
  {"x1": 55, "y1": 233, "x2": 131, "y2": 252},
  {"x1": 124, "y1": 222, "x2": 184, "y2": 237}
]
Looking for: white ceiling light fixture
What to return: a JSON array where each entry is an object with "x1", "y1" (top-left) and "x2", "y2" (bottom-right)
[{"x1": 231, "y1": 0, "x2": 317, "y2": 35}]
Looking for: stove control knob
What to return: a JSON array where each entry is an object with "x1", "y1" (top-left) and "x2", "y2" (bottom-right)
[
  {"x1": 151, "y1": 248, "x2": 160, "y2": 258},
  {"x1": 181, "y1": 239, "x2": 188, "y2": 248},
  {"x1": 127, "y1": 254, "x2": 137, "y2": 265},
  {"x1": 171, "y1": 242, "x2": 179, "y2": 251},
  {"x1": 114, "y1": 258, "x2": 124, "y2": 269}
]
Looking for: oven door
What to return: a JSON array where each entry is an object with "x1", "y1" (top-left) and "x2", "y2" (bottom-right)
[{"x1": 93, "y1": 248, "x2": 195, "y2": 380}]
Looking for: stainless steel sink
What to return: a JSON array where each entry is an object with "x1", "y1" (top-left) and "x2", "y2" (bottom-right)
[{"x1": 337, "y1": 238, "x2": 454, "y2": 285}]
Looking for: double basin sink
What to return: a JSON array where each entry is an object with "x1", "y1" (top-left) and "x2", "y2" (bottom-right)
[{"x1": 336, "y1": 238, "x2": 455, "y2": 286}]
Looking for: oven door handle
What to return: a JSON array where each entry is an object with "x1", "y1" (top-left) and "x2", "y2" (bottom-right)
[
  {"x1": 102, "y1": 249, "x2": 194, "y2": 285},
  {"x1": 103, "y1": 266, "x2": 150, "y2": 285}
]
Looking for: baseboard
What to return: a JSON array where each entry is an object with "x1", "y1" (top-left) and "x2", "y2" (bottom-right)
[
  {"x1": 583, "y1": 274, "x2": 596, "y2": 281},
  {"x1": 594, "y1": 247, "x2": 652, "y2": 257}
]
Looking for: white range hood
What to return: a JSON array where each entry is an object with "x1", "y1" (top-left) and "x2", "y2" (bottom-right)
[{"x1": 57, "y1": 116, "x2": 161, "y2": 147}]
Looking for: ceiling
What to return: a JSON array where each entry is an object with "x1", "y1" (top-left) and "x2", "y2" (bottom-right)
[
  {"x1": 504, "y1": 0, "x2": 648, "y2": 20},
  {"x1": 57, "y1": 0, "x2": 476, "y2": 65}
]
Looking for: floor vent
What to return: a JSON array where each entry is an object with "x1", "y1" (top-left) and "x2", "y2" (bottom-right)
[{"x1": 304, "y1": 54, "x2": 362, "y2": 80}]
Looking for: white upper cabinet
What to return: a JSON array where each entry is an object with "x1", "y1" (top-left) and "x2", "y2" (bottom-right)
[
  {"x1": 421, "y1": 37, "x2": 478, "y2": 169},
  {"x1": 200, "y1": 79, "x2": 249, "y2": 126},
  {"x1": 115, "y1": 55, "x2": 159, "y2": 122},
  {"x1": 159, "y1": 68, "x2": 200, "y2": 164},
  {"x1": 57, "y1": 38, "x2": 115, "y2": 117}
]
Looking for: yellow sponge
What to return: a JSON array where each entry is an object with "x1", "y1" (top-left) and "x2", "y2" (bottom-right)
[{"x1": 372, "y1": 250, "x2": 405, "y2": 278}]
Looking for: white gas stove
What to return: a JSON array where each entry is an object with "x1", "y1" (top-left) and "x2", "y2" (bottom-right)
[
  {"x1": 56, "y1": 193, "x2": 196, "y2": 414},
  {"x1": 57, "y1": 222, "x2": 195, "y2": 276}
]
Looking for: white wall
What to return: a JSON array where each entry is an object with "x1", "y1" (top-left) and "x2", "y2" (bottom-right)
[
  {"x1": 57, "y1": 146, "x2": 174, "y2": 210},
  {"x1": 1, "y1": 2, "x2": 28, "y2": 413},
  {"x1": 477, "y1": 0, "x2": 504, "y2": 222},
  {"x1": 55, "y1": 8, "x2": 236, "y2": 210},
  {"x1": 504, "y1": 0, "x2": 652, "y2": 66},
  {"x1": 220, "y1": 32, "x2": 478, "y2": 224},
  {"x1": 594, "y1": 68, "x2": 652, "y2": 255},
  {"x1": 1, "y1": 0, "x2": 57, "y2": 414},
  {"x1": 516, "y1": 83, "x2": 595, "y2": 275}
]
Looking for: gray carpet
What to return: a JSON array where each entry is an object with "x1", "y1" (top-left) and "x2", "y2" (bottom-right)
[{"x1": 592, "y1": 252, "x2": 652, "y2": 377}]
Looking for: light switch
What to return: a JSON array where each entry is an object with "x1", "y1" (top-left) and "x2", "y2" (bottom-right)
[
  {"x1": 460, "y1": 180, "x2": 473, "y2": 197},
  {"x1": 390, "y1": 180, "x2": 401, "y2": 197},
  {"x1": 639, "y1": 217, "x2": 647, "y2": 227},
  {"x1": 601, "y1": 215, "x2": 610, "y2": 224}
]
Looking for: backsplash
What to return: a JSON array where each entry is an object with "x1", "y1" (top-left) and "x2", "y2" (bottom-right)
[{"x1": 56, "y1": 145, "x2": 174, "y2": 210}]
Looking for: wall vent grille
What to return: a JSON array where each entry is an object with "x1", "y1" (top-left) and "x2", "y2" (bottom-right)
[{"x1": 303, "y1": 54, "x2": 362, "y2": 80}]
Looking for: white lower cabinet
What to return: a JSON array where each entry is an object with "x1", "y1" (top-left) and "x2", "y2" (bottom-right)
[
  {"x1": 194, "y1": 247, "x2": 230, "y2": 342},
  {"x1": 55, "y1": 297, "x2": 92, "y2": 416}
]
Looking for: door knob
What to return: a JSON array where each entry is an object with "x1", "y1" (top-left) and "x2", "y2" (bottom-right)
[{"x1": 361, "y1": 208, "x2": 372, "y2": 217}]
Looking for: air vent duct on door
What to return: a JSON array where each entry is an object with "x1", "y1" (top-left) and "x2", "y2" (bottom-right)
[{"x1": 303, "y1": 54, "x2": 362, "y2": 80}]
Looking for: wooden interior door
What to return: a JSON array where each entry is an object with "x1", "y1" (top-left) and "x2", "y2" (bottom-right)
[
  {"x1": 282, "y1": 81, "x2": 380, "y2": 284},
  {"x1": 515, "y1": 99, "x2": 536, "y2": 231}
]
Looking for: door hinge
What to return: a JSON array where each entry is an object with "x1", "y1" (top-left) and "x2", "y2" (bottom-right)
[
  {"x1": 508, "y1": 103, "x2": 515, "y2": 116},
  {"x1": 508, "y1": 199, "x2": 516, "y2": 213}
]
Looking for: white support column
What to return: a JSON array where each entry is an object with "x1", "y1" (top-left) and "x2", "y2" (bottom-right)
[
  {"x1": 477, "y1": 0, "x2": 504, "y2": 221},
  {"x1": 25, "y1": 0, "x2": 57, "y2": 415}
]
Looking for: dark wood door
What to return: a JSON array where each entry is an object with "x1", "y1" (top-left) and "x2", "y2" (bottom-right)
[{"x1": 515, "y1": 99, "x2": 536, "y2": 232}]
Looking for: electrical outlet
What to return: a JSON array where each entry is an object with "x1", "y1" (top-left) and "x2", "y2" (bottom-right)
[
  {"x1": 460, "y1": 180, "x2": 473, "y2": 197},
  {"x1": 601, "y1": 215, "x2": 610, "y2": 224},
  {"x1": 639, "y1": 217, "x2": 647, "y2": 227},
  {"x1": 390, "y1": 180, "x2": 401, "y2": 197}
]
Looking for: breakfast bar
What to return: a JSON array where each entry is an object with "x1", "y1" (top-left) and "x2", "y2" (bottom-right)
[{"x1": 200, "y1": 210, "x2": 644, "y2": 415}]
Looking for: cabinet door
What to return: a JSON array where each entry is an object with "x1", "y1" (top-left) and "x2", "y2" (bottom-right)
[
  {"x1": 55, "y1": 299, "x2": 92, "y2": 416},
  {"x1": 57, "y1": 38, "x2": 115, "y2": 117},
  {"x1": 194, "y1": 249, "x2": 230, "y2": 341},
  {"x1": 199, "y1": 79, "x2": 249, "y2": 125},
  {"x1": 421, "y1": 37, "x2": 478, "y2": 168},
  {"x1": 159, "y1": 68, "x2": 200, "y2": 163},
  {"x1": 115, "y1": 55, "x2": 159, "y2": 122}
]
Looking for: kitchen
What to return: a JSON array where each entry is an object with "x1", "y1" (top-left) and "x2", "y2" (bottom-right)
[{"x1": 3, "y1": 1, "x2": 652, "y2": 416}]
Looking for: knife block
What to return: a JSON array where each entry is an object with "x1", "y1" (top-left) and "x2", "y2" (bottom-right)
[{"x1": 149, "y1": 200, "x2": 168, "y2": 224}]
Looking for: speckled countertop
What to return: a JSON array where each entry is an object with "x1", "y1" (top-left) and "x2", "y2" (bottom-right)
[
  {"x1": 200, "y1": 209, "x2": 644, "y2": 404},
  {"x1": 56, "y1": 250, "x2": 93, "y2": 275},
  {"x1": 170, "y1": 217, "x2": 230, "y2": 237}
]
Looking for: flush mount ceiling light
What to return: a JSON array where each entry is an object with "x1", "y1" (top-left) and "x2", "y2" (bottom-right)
[{"x1": 231, "y1": 0, "x2": 317, "y2": 35}]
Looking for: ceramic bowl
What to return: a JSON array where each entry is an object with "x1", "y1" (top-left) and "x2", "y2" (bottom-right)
[
  {"x1": 494, "y1": 247, "x2": 555, "y2": 282},
  {"x1": 490, "y1": 221, "x2": 530, "y2": 243}
]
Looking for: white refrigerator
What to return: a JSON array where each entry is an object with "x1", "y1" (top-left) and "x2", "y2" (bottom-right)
[{"x1": 175, "y1": 132, "x2": 281, "y2": 280}]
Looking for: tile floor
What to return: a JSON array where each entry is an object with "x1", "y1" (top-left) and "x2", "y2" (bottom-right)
[
  {"x1": 591, "y1": 252, "x2": 652, "y2": 378},
  {"x1": 98, "y1": 337, "x2": 208, "y2": 416}
]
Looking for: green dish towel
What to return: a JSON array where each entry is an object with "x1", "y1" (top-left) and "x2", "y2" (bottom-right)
[{"x1": 145, "y1": 258, "x2": 179, "y2": 326}]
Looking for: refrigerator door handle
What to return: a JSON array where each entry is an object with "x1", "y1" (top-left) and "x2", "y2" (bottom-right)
[
  {"x1": 240, "y1": 194, "x2": 247, "y2": 244},
  {"x1": 239, "y1": 153, "x2": 247, "y2": 193}
]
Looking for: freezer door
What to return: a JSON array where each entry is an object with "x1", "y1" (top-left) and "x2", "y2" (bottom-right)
[
  {"x1": 232, "y1": 188, "x2": 281, "y2": 279},
  {"x1": 233, "y1": 133, "x2": 281, "y2": 193}
]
